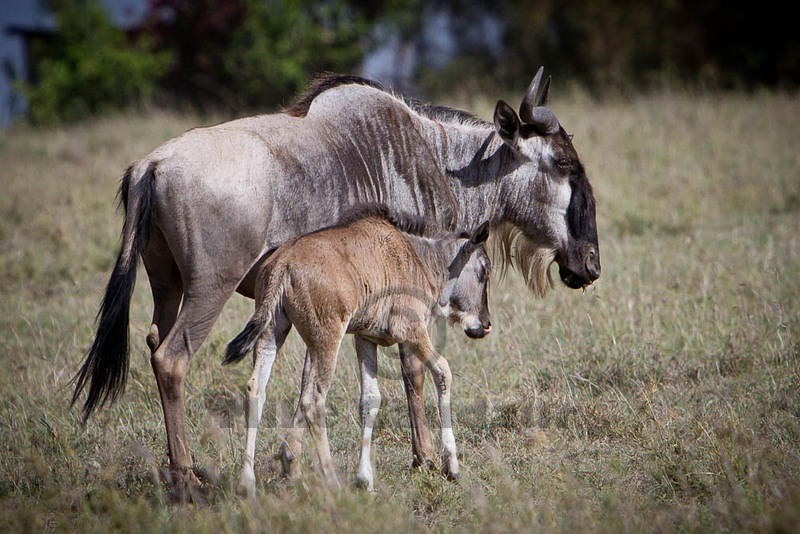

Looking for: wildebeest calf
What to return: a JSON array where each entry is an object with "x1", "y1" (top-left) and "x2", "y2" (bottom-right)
[{"x1": 224, "y1": 206, "x2": 492, "y2": 495}]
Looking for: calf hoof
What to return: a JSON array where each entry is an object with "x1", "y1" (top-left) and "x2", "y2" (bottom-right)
[
  {"x1": 442, "y1": 458, "x2": 460, "y2": 482},
  {"x1": 412, "y1": 457, "x2": 437, "y2": 472},
  {"x1": 236, "y1": 470, "x2": 256, "y2": 498},
  {"x1": 354, "y1": 474, "x2": 375, "y2": 493},
  {"x1": 443, "y1": 468, "x2": 460, "y2": 482}
]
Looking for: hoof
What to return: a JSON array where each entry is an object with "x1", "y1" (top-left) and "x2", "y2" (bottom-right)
[
  {"x1": 412, "y1": 457, "x2": 437, "y2": 472},
  {"x1": 237, "y1": 471, "x2": 256, "y2": 498},
  {"x1": 354, "y1": 474, "x2": 374, "y2": 493},
  {"x1": 166, "y1": 467, "x2": 206, "y2": 504},
  {"x1": 443, "y1": 468, "x2": 460, "y2": 482},
  {"x1": 236, "y1": 482, "x2": 256, "y2": 499},
  {"x1": 442, "y1": 456, "x2": 460, "y2": 482}
]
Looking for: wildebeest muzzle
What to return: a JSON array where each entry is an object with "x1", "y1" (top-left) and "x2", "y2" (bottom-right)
[{"x1": 558, "y1": 240, "x2": 600, "y2": 289}]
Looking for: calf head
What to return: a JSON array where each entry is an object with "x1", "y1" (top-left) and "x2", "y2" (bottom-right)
[{"x1": 438, "y1": 222, "x2": 492, "y2": 339}]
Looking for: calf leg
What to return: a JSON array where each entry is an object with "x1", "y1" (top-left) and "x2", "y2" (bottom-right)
[
  {"x1": 299, "y1": 334, "x2": 344, "y2": 489},
  {"x1": 400, "y1": 343, "x2": 435, "y2": 469},
  {"x1": 238, "y1": 311, "x2": 291, "y2": 497},
  {"x1": 278, "y1": 349, "x2": 311, "y2": 478},
  {"x1": 407, "y1": 332, "x2": 459, "y2": 480},
  {"x1": 354, "y1": 336, "x2": 381, "y2": 491}
]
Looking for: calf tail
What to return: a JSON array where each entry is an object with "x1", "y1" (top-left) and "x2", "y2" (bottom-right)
[
  {"x1": 223, "y1": 266, "x2": 287, "y2": 365},
  {"x1": 71, "y1": 162, "x2": 157, "y2": 422}
]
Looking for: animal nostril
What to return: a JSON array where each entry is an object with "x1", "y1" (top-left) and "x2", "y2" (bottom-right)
[{"x1": 585, "y1": 249, "x2": 600, "y2": 280}]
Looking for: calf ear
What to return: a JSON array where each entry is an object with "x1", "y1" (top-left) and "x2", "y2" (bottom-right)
[
  {"x1": 493, "y1": 100, "x2": 520, "y2": 147},
  {"x1": 470, "y1": 221, "x2": 490, "y2": 245}
]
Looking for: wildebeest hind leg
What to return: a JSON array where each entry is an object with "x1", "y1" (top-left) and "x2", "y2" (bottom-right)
[
  {"x1": 400, "y1": 343, "x2": 436, "y2": 470},
  {"x1": 150, "y1": 291, "x2": 228, "y2": 502},
  {"x1": 142, "y1": 230, "x2": 182, "y2": 353}
]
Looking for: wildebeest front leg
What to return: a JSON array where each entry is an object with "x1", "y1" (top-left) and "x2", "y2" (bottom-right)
[
  {"x1": 238, "y1": 313, "x2": 291, "y2": 497},
  {"x1": 354, "y1": 336, "x2": 381, "y2": 491},
  {"x1": 399, "y1": 343, "x2": 435, "y2": 469}
]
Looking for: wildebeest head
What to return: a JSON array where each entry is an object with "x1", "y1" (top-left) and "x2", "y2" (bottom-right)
[
  {"x1": 438, "y1": 222, "x2": 492, "y2": 339},
  {"x1": 492, "y1": 67, "x2": 600, "y2": 293}
]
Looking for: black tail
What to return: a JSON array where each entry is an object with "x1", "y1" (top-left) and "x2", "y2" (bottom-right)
[
  {"x1": 224, "y1": 263, "x2": 285, "y2": 365},
  {"x1": 223, "y1": 316, "x2": 267, "y2": 365},
  {"x1": 71, "y1": 162, "x2": 157, "y2": 422}
]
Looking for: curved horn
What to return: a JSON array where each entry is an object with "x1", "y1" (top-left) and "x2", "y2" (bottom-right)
[
  {"x1": 530, "y1": 107, "x2": 559, "y2": 135},
  {"x1": 537, "y1": 75, "x2": 551, "y2": 107},
  {"x1": 520, "y1": 66, "x2": 553, "y2": 123},
  {"x1": 519, "y1": 66, "x2": 544, "y2": 123}
]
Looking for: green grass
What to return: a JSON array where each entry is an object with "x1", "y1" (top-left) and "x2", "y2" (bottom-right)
[{"x1": 1, "y1": 92, "x2": 799, "y2": 532}]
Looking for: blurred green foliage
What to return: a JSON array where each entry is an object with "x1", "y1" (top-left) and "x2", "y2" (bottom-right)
[
  {"x1": 22, "y1": 0, "x2": 170, "y2": 123},
  {"x1": 20, "y1": 0, "x2": 799, "y2": 123},
  {"x1": 143, "y1": 0, "x2": 372, "y2": 110},
  {"x1": 226, "y1": 0, "x2": 367, "y2": 107}
]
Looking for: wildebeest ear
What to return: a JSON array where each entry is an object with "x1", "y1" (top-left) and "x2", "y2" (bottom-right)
[
  {"x1": 470, "y1": 221, "x2": 490, "y2": 245},
  {"x1": 493, "y1": 100, "x2": 520, "y2": 146}
]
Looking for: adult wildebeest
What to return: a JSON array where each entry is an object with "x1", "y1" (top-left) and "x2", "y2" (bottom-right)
[
  {"x1": 223, "y1": 206, "x2": 492, "y2": 495},
  {"x1": 71, "y1": 67, "x2": 600, "y2": 500}
]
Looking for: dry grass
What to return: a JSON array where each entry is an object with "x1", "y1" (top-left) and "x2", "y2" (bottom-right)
[{"x1": 1, "y1": 91, "x2": 799, "y2": 532}]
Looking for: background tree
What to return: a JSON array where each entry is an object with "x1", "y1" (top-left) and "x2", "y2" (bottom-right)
[
  {"x1": 23, "y1": 0, "x2": 170, "y2": 123},
  {"x1": 143, "y1": 0, "x2": 373, "y2": 111}
]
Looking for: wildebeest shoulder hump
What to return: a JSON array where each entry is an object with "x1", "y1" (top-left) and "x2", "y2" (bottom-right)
[
  {"x1": 284, "y1": 73, "x2": 488, "y2": 128},
  {"x1": 284, "y1": 73, "x2": 386, "y2": 117}
]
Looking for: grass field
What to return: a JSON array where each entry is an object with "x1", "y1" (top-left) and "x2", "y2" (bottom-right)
[{"x1": 1, "y1": 90, "x2": 799, "y2": 532}]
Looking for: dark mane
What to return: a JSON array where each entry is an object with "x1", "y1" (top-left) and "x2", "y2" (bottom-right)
[
  {"x1": 284, "y1": 73, "x2": 385, "y2": 117},
  {"x1": 406, "y1": 99, "x2": 489, "y2": 126},
  {"x1": 335, "y1": 203, "x2": 427, "y2": 236},
  {"x1": 284, "y1": 73, "x2": 489, "y2": 126}
]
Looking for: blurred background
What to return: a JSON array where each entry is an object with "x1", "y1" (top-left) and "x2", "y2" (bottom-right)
[{"x1": 1, "y1": 0, "x2": 798, "y2": 125}]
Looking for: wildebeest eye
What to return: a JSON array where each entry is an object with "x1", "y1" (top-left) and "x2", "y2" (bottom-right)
[
  {"x1": 556, "y1": 158, "x2": 570, "y2": 169},
  {"x1": 477, "y1": 265, "x2": 489, "y2": 282}
]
